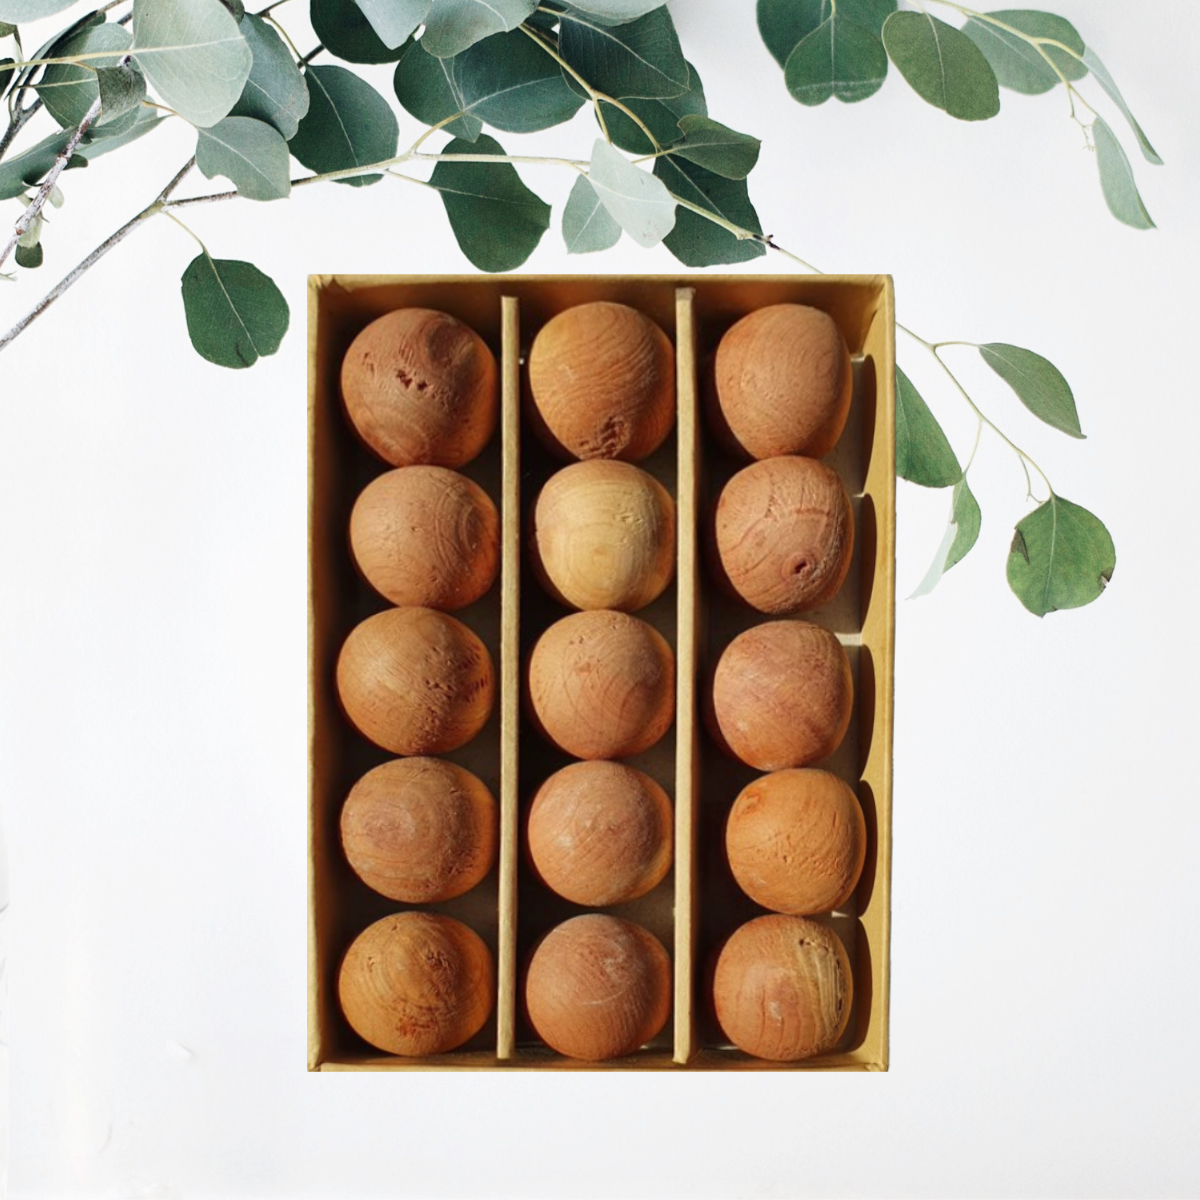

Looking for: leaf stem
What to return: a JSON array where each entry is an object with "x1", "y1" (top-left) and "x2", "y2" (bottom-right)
[{"x1": 263, "y1": 11, "x2": 304, "y2": 63}]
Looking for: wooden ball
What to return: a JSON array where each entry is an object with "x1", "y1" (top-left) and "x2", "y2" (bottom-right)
[
  {"x1": 525, "y1": 915, "x2": 671, "y2": 1060},
  {"x1": 341, "y1": 758, "x2": 498, "y2": 903},
  {"x1": 712, "y1": 304, "x2": 852, "y2": 460},
  {"x1": 527, "y1": 302, "x2": 675, "y2": 462},
  {"x1": 527, "y1": 611, "x2": 674, "y2": 760},
  {"x1": 527, "y1": 761, "x2": 672, "y2": 907},
  {"x1": 713, "y1": 914, "x2": 852, "y2": 1062},
  {"x1": 337, "y1": 607, "x2": 494, "y2": 755},
  {"x1": 341, "y1": 308, "x2": 497, "y2": 468},
  {"x1": 714, "y1": 456, "x2": 853, "y2": 614},
  {"x1": 532, "y1": 461, "x2": 676, "y2": 612},
  {"x1": 350, "y1": 466, "x2": 499, "y2": 611},
  {"x1": 339, "y1": 913, "x2": 494, "y2": 1056},
  {"x1": 726, "y1": 770, "x2": 866, "y2": 915},
  {"x1": 709, "y1": 620, "x2": 852, "y2": 771}
]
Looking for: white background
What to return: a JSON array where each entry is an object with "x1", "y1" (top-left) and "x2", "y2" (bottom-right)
[{"x1": 2, "y1": 1, "x2": 1199, "y2": 1196}]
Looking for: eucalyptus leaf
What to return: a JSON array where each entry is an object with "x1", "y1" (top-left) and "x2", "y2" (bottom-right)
[
  {"x1": 654, "y1": 155, "x2": 766, "y2": 267},
  {"x1": 15, "y1": 240, "x2": 42, "y2": 269},
  {"x1": 230, "y1": 14, "x2": 310, "y2": 139},
  {"x1": 74, "y1": 108, "x2": 164, "y2": 160},
  {"x1": 0, "y1": 21, "x2": 17, "y2": 35},
  {"x1": 895, "y1": 365, "x2": 961, "y2": 487},
  {"x1": 1093, "y1": 115, "x2": 1154, "y2": 230},
  {"x1": 911, "y1": 476, "x2": 980, "y2": 597},
  {"x1": 219, "y1": 0, "x2": 245, "y2": 19},
  {"x1": 563, "y1": 0, "x2": 665, "y2": 24},
  {"x1": 961, "y1": 10, "x2": 1085, "y2": 96},
  {"x1": 1082, "y1": 46, "x2": 1161, "y2": 166},
  {"x1": 393, "y1": 39, "x2": 482, "y2": 142},
  {"x1": 0, "y1": 0, "x2": 74, "y2": 20},
  {"x1": 311, "y1": 0, "x2": 408, "y2": 63},
  {"x1": 0, "y1": 129, "x2": 70, "y2": 199},
  {"x1": 758, "y1": 0, "x2": 895, "y2": 67},
  {"x1": 882, "y1": 11, "x2": 1000, "y2": 121},
  {"x1": 1007, "y1": 495, "x2": 1115, "y2": 616},
  {"x1": 601, "y1": 58, "x2": 706, "y2": 155},
  {"x1": 96, "y1": 63, "x2": 147, "y2": 125},
  {"x1": 0, "y1": 58, "x2": 14, "y2": 100},
  {"x1": 180, "y1": 252, "x2": 289, "y2": 368},
  {"x1": 196, "y1": 115, "x2": 291, "y2": 200},
  {"x1": 784, "y1": 14, "x2": 888, "y2": 106},
  {"x1": 289, "y1": 64, "x2": 398, "y2": 187},
  {"x1": 560, "y1": 6, "x2": 689, "y2": 99},
  {"x1": 428, "y1": 133, "x2": 551, "y2": 271},
  {"x1": 979, "y1": 343, "x2": 1083, "y2": 438},
  {"x1": 354, "y1": 0, "x2": 428, "y2": 49},
  {"x1": 421, "y1": 0, "x2": 538, "y2": 59},
  {"x1": 588, "y1": 137, "x2": 675, "y2": 247},
  {"x1": 132, "y1": 0, "x2": 252, "y2": 128},
  {"x1": 562, "y1": 172, "x2": 621, "y2": 253},
  {"x1": 671, "y1": 115, "x2": 759, "y2": 179},
  {"x1": 37, "y1": 24, "x2": 132, "y2": 131}
]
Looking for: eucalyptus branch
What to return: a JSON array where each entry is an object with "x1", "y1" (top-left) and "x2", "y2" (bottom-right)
[{"x1": 0, "y1": 96, "x2": 41, "y2": 164}]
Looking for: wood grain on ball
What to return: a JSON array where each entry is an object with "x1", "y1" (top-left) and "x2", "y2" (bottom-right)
[
  {"x1": 525, "y1": 914, "x2": 671, "y2": 1060},
  {"x1": 527, "y1": 611, "x2": 674, "y2": 760},
  {"x1": 341, "y1": 758, "x2": 498, "y2": 903},
  {"x1": 527, "y1": 302, "x2": 675, "y2": 462},
  {"x1": 350, "y1": 466, "x2": 499, "y2": 610},
  {"x1": 341, "y1": 308, "x2": 497, "y2": 468},
  {"x1": 714, "y1": 456, "x2": 853, "y2": 614},
  {"x1": 527, "y1": 761, "x2": 672, "y2": 907},
  {"x1": 709, "y1": 620, "x2": 852, "y2": 770},
  {"x1": 713, "y1": 914, "x2": 852, "y2": 1062},
  {"x1": 532, "y1": 461, "x2": 675, "y2": 612},
  {"x1": 338, "y1": 912, "x2": 494, "y2": 1056},
  {"x1": 337, "y1": 607, "x2": 494, "y2": 756},
  {"x1": 725, "y1": 769, "x2": 866, "y2": 915}
]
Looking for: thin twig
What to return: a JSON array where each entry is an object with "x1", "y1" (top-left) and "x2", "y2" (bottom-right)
[{"x1": 0, "y1": 97, "x2": 42, "y2": 163}]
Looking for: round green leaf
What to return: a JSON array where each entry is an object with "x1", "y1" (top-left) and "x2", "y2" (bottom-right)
[
  {"x1": 562, "y1": 173, "x2": 621, "y2": 253},
  {"x1": 961, "y1": 10, "x2": 1084, "y2": 96},
  {"x1": 230, "y1": 14, "x2": 310, "y2": 139},
  {"x1": 758, "y1": 0, "x2": 895, "y2": 67},
  {"x1": 37, "y1": 23, "x2": 132, "y2": 131},
  {"x1": 895, "y1": 365, "x2": 961, "y2": 487},
  {"x1": 600, "y1": 58, "x2": 706, "y2": 155},
  {"x1": 784, "y1": 16, "x2": 888, "y2": 106},
  {"x1": 0, "y1": 0, "x2": 75, "y2": 21},
  {"x1": 196, "y1": 115, "x2": 291, "y2": 200},
  {"x1": 653, "y1": 155, "x2": 766, "y2": 267},
  {"x1": 180, "y1": 253, "x2": 289, "y2": 368},
  {"x1": 1007, "y1": 495, "x2": 1115, "y2": 616},
  {"x1": 421, "y1": 0, "x2": 537, "y2": 59},
  {"x1": 1093, "y1": 115, "x2": 1155, "y2": 230},
  {"x1": 671, "y1": 115, "x2": 759, "y2": 179},
  {"x1": 563, "y1": 0, "x2": 665, "y2": 23},
  {"x1": 882, "y1": 11, "x2": 1000, "y2": 121},
  {"x1": 588, "y1": 137, "x2": 675, "y2": 248},
  {"x1": 354, "y1": 0, "x2": 428, "y2": 49},
  {"x1": 394, "y1": 38, "x2": 482, "y2": 142},
  {"x1": 559, "y1": 6, "x2": 689, "y2": 99},
  {"x1": 979, "y1": 343, "x2": 1083, "y2": 438},
  {"x1": 310, "y1": 0, "x2": 407, "y2": 63}
]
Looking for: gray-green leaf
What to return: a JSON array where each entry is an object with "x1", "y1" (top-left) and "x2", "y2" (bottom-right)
[
  {"x1": 895, "y1": 365, "x2": 961, "y2": 487},
  {"x1": 74, "y1": 107, "x2": 164, "y2": 161},
  {"x1": 0, "y1": 59, "x2": 13, "y2": 100},
  {"x1": 961, "y1": 10, "x2": 1085, "y2": 96},
  {"x1": 311, "y1": 0, "x2": 409, "y2": 63},
  {"x1": 758, "y1": 0, "x2": 896, "y2": 67},
  {"x1": 784, "y1": 15, "x2": 888, "y2": 106},
  {"x1": 37, "y1": 23, "x2": 132, "y2": 131},
  {"x1": 230, "y1": 14, "x2": 309, "y2": 139},
  {"x1": 671, "y1": 115, "x2": 759, "y2": 179},
  {"x1": 1093, "y1": 115, "x2": 1154, "y2": 230},
  {"x1": 15, "y1": 240, "x2": 42, "y2": 268},
  {"x1": 1007, "y1": 495, "x2": 1115, "y2": 616},
  {"x1": 394, "y1": 39, "x2": 482, "y2": 141},
  {"x1": 0, "y1": 129, "x2": 70, "y2": 199},
  {"x1": 654, "y1": 155, "x2": 766, "y2": 267},
  {"x1": 588, "y1": 137, "x2": 675, "y2": 247},
  {"x1": 911, "y1": 475, "x2": 980, "y2": 597},
  {"x1": 132, "y1": 0, "x2": 252, "y2": 128},
  {"x1": 600, "y1": 58, "x2": 706, "y2": 155},
  {"x1": 0, "y1": 0, "x2": 74, "y2": 20},
  {"x1": 354, "y1": 0, "x2": 429, "y2": 48},
  {"x1": 560, "y1": 6, "x2": 689, "y2": 98},
  {"x1": 979, "y1": 343, "x2": 1082, "y2": 437},
  {"x1": 563, "y1": 0, "x2": 664, "y2": 22},
  {"x1": 428, "y1": 133, "x2": 551, "y2": 271},
  {"x1": 196, "y1": 115, "x2": 290, "y2": 199},
  {"x1": 181, "y1": 252, "x2": 289, "y2": 368},
  {"x1": 422, "y1": 0, "x2": 537, "y2": 59},
  {"x1": 882, "y1": 11, "x2": 1000, "y2": 121},
  {"x1": 96, "y1": 63, "x2": 147, "y2": 126},
  {"x1": 1082, "y1": 46, "x2": 1161, "y2": 166},
  {"x1": 562, "y1": 173, "x2": 621, "y2": 253}
]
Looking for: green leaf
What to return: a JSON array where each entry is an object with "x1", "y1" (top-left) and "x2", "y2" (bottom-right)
[
  {"x1": 310, "y1": 0, "x2": 409, "y2": 63},
  {"x1": 562, "y1": 172, "x2": 621, "y2": 253},
  {"x1": 289, "y1": 64, "x2": 398, "y2": 187},
  {"x1": 961, "y1": 10, "x2": 1085, "y2": 96},
  {"x1": 911, "y1": 476, "x2": 980, "y2": 597},
  {"x1": 654, "y1": 155, "x2": 766, "y2": 267},
  {"x1": 421, "y1": 0, "x2": 538, "y2": 59},
  {"x1": 559, "y1": 6, "x2": 689, "y2": 98},
  {"x1": 0, "y1": 0, "x2": 74, "y2": 20},
  {"x1": 0, "y1": 129, "x2": 70, "y2": 199},
  {"x1": 37, "y1": 23, "x2": 132, "y2": 131},
  {"x1": 588, "y1": 136, "x2": 675, "y2": 247},
  {"x1": 132, "y1": 0, "x2": 252, "y2": 128},
  {"x1": 196, "y1": 115, "x2": 290, "y2": 200},
  {"x1": 895, "y1": 365, "x2": 961, "y2": 487},
  {"x1": 14, "y1": 240, "x2": 42, "y2": 268},
  {"x1": 0, "y1": 59, "x2": 15, "y2": 100},
  {"x1": 428, "y1": 133, "x2": 550, "y2": 271},
  {"x1": 978, "y1": 343, "x2": 1082, "y2": 438},
  {"x1": 600, "y1": 58, "x2": 706, "y2": 155},
  {"x1": 180, "y1": 252, "x2": 289, "y2": 368},
  {"x1": 354, "y1": 0, "x2": 428, "y2": 48},
  {"x1": 563, "y1": 0, "x2": 664, "y2": 22},
  {"x1": 1082, "y1": 46, "x2": 1161, "y2": 166},
  {"x1": 671, "y1": 115, "x2": 759, "y2": 179},
  {"x1": 219, "y1": 0, "x2": 245, "y2": 19},
  {"x1": 758, "y1": 0, "x2": 895, "y2": 67},
  {"x1": 882, "y1": 11, "x2": 1000, "y2": 121},
  {"x1": 1007, "y1": 495, "x2": 1115, "y2": 616},
  {"x1": 96, "y1": 62, "x2": 147, "y2": 126},
  {"x1": 74, "y1": 108, "x2": 164, "y2": 161},
  {"x1": 230, "y1": 14, "x2": 310, "y2": 139},
  {"x1": 1093, "y1": 115, "x2": 1154, "y2": 230},
  {"x1": 784, "y1": 15, "x2": 888, "y2": 106},
  {"x1": 394, "y1": 39, "x2": 482, "y2": 141},
  {"x1": 0, "y1": 21, "x2": 18, "y2": 35}
]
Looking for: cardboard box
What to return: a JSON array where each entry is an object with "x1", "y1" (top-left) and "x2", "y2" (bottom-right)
[{"x1": 309, "y1": 275, "x2": 894, "y2": 1071}]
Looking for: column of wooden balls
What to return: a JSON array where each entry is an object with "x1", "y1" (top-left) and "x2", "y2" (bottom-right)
[
  {"x1": 333, "y1": 308, "x2": 501, "y2": 1059},
  {"x1": 705, "y1": 304, "x2": 867, "y2": 1064},
  {"x1": 521, "y1": 302, "x2": 677, "y2": 1062}
]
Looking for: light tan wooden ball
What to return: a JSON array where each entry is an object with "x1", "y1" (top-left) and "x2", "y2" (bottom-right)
[
  {"x1": 527, "y1": 302, "x2": 675, "y2": 462},
  {"x1": 531, "y1": 461, "x2": 676, "y2": 612},
  {"x1": 527, "y1": 611, "x2": 675, "y2": 760},
  {"x1": 339, "y1": 912, "x2": 494, "y2": 1056},
  {"x1": 711, "y1": 303, "x2": 852, "y2": 460},
  {"x1": 525, "y1": 914, "x2": 671, "y2": 1060},
  {"x1": 714, "y1": 456, "x2": 853, "y2": 614},
  {"x1": 350, "y1": 466, "x2": 500, "y2": 611},
  {"x1": 341, "y1": 308, "x2": 497, "y2": 468},
  {"x1": 709, "y1": 620, "x2": 852, "y2": 771},
  {"x1": 341, "y1": 758, "x2": 498, "y2": 903},
  {"x1": 725, "y1": 769, "x2": 866, "y2": 915},
  {"x1": 713, "y1": 914, "x2": 852, "y2": 1062},
  {"x1": 336, "y1": 607, "x2": 494, "y2": 755},
  {"x1": 527, "y1": 761, "x2": 673, "y2": 907}
]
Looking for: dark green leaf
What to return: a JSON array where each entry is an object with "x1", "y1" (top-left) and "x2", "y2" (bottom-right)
[
  {"x1": 895, "y1": 365, "x2": 961, "y2": 487},
  {"x1": 310, "y1": 0, "x2": 407, "y2": 63},
  {"x1": 757, "y1": 0, "x2": 895, "y2": 67},
  {"x1": 562, "y1": 172, "x2": 621, "y2": 253},
  {"x1": 588, "y1": 136, "x2": 675, "y2": 246},
  {"x1": 218, "y1": 0, "x2": 245, "y2": 20},
  {"x1": 15, "y1": 240, "x2": 42, "y2": 268},
  {"x1": 37, "y1": 23, "x2": 131, "y2": 130},
  {"x1": 0, "y1": 22, "x2": 17, "y2": 36},
  {"x1": 671, "y1": 115, "x2": 759, "y2": 179},
  {"x1": 562, "y1": 0, "x2": 665, "y2": 23},
  {"x1": 1093, "y1": 115, "x2": 1154, "y2": 229},
  {"x1": 654, "y1": 154, "x2": 766, "y2": 267},
  {"x1": 961, "y1": 9, "x2": 1085, "y2": 95},
  {"x1": 911, "y1": 476, "x2": 980, "y2": 597},
  {"x1": 1007, "y1": 495, "x2": 1114, "y2": 616},
  {"x1": 230, "y1": 14, "x2": 310, "y2": 139},
  {"x1": 560, "y1": 6, "x2": 688, "y2": 98},
  {"x1": 289, "y1": 64, "x2": 398, "y2": 187},
  {"x1": 784, "y1": 15, "x2": 888, "y2": 106},
  {"x1": 354, "y1": 0, "x2": 428, "y2": 48},
  {"x1": 0, "y1": 129, "x2": 70, "y2": 199},
  {"x1": 882, "y1": 11, "x2": 1000, "y2": 121},
  {"x1": 421, "y1": 0, "x2": 537, "y2": 58},
  {"x1": 394, "y1": 38, "x2": 482, "y2": 141},
  {"x1": 96, "y1": 62, "x2": 147, "y2": 126},
  {"x1": 978, "y1": 343, "x2": 1082, "y2": 438},
  {"x1": 429, "y1": 133, "x2": 550, "y2": 271},
  {"x1": 196, "y1": 115, "x2": 290, "y2": 200},
  {"x1": 0, "y1": 0, "x2": 74, "y2": 20},
  {"x1": 0, "y1": 58, "x2": 14, "y2": 100},
  {"x1": 180, "y1": 252, "x2": 289, "y2": 368},
  {"x1": 1082, "y1": 46, "x2": 1161, "y2": 166},
  {"x1": 600, "y1": 58, "x2": 706, "y2": 155}
]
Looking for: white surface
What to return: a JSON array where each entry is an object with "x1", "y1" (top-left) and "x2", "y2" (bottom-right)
[{"x1": 2, "y1": 1, "x2": 1199, "y2": 1196}]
